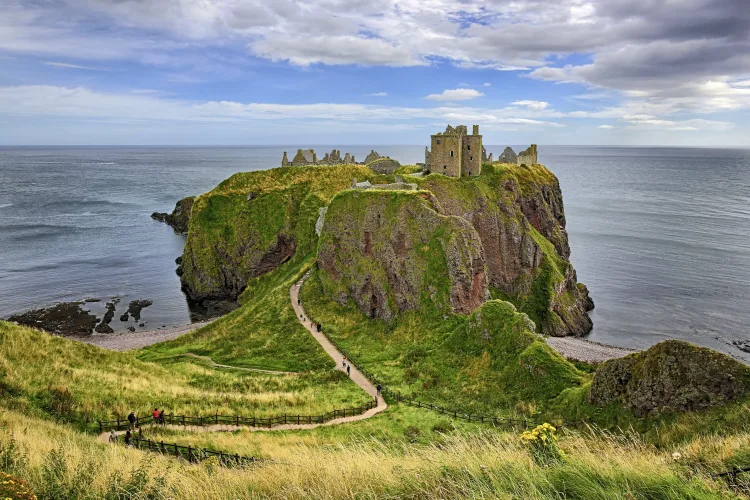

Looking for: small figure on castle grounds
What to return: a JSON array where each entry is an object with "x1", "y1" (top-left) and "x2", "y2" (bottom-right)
[
  {"x1": 158, "y1": 409, "x2": 165, "y2": 424},
  {"x1": 317, "y1": 323, "x2": 321, "y2": 332},
  {"x1": 342, "y1": 356, "x2": 346, "y2": 368},
  {"x1": 152, "y1": 408, "x2": 159, "y2": 423},
  {"x1": 298, "y1": 298, "x2": 300, "y2": 305},
  {"x1": 124, "y1": 429, "x2": 132, "y2": 447},
  {"x1": 377, "y1": 384, "x2": 382, "y2": 397},
  {"x1": 347, "y1": 364, "x2": 351, "y2": 376},
  {"x1": 127, "y1": 410, "x2": 136, "y2": 429},
  {"x1": 109, "y1": 430, "x2": 117, "y2": 443}
]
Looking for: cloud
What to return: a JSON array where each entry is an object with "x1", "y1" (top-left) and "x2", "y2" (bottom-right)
[
  {"x1": 0, "y1": 85, "x2": 565, "y2": 128},
  {"x1": 483, "y1": 83, "x2": 491, "y2": 86},
  {"x1": 598, "y1": 125, "x2": 614, "y2": 129},
  {"x1": 366, "y1": 92, "x2": 388, "y2": 97},
  {"x1": 512, "y1": 100, "x2": 549, "y2": 110},
  {"x1": 43, "y1": 61, "x2": 102, "y2": 71},
  {"x1": 425, "y1": 88, "x2": 484, "y2": 101}
]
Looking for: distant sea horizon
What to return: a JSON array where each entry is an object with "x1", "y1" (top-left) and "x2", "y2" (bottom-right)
[{"x1": 1, "y1": 145, "x2": 749, "y2": 362}]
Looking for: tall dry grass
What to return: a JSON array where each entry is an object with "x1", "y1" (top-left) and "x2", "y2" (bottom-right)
[{"x1": 0, "y1": 407, "x2": 739, "y2": 500}]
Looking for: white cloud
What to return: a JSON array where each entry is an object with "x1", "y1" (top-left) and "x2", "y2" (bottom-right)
[
  {"x1": 598, "y1": 124, "x2": 614, "y2": 129},
  {"x1": 425, "y1": 88, "x2": 484, "y2": 101},
  {"x1": 0, "y1": 85, "x2": 565, "y2": 128},
  {"x1": 43, "y1": 61, "x2": 103, "y2": 71},
  {"x1": 512, "y1": 100, "x2": 549, "y2": 110},
  {"x1": 483, "y1": 83, "x2": 491, "y2": 86},
  {"x1": 366, "y1": 92, "x2": 388, "y2": 97}
]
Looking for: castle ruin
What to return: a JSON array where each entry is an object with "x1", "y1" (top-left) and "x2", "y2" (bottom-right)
[
  {"x1": 424, "y1": 125, "x2": 483, "y2": 178},
  {"x1": 281, "y1": 148, "x2": 357, "y2": 167}
]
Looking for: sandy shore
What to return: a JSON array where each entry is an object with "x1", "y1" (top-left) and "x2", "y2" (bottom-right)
[
  {"x1": 545, "y1": 336, "x2": 638, "y2": 364},
  {"x1": 73, "y1": 320, "x2": 213, "y2": 351}
]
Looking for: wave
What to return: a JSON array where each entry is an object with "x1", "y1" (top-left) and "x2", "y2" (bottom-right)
[{"x1": 0, "y1": 203, "x2": 12, "y2": 209}]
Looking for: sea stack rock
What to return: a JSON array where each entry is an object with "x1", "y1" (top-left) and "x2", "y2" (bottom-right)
[{"x1": 317, "y1": 190, "x2": 489, "y2": 321}]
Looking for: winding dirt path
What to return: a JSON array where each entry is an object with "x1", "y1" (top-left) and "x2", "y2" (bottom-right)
[{"x1": 99, "y1": 274, "x2": 386, "y2": 442}]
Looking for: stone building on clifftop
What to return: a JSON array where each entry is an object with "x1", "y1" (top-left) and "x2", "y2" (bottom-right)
[
  {"x1": 424, "y1": 125, "x2": 483, "y2": 178},
  {"x1": 281, "y1": 148, "x2": 357, "y2": 167}
]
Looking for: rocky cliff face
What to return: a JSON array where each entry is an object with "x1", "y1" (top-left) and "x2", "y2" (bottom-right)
[
  {"x1": 589, "y1": 340, "x2": 750, "y2": 416},
  {"x1": 317, "y1": 190, "x2": 489, "y2": 321},
  {"x1": 420, "y1": 166, "x2": 592, "y2": 336},
  {"x1": 179, "y1": 165, "x2": 377, "y2": 304},
  {"x1": 174, "y1": 162, "x2": 592, "y2": 337}
]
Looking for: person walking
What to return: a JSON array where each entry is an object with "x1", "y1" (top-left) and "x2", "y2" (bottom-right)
[
  {"x1": 127, "y1": 411, "x2": 136, "y2": 429},
  {"x1": 347, "y1": 364, "x2": 351, "y2": 376},
  {"x1": 376, "y1": 384, "x2": 382, "y2": 397},
  {"x1": 158, "y1": 409, "x2": 165, "y2": 425},
  {"x1": 124, "y1": 429, "x2": 132, "y2": 447},
  {"x1": 109, "y1": 430, "x2": 118, "y2": 443},
  {"x1": 152, "y1": 408, "x2": 159, "y2": 423},
  {"x1": 342, "y1": 356, "x2": 346, "y2": 369}
]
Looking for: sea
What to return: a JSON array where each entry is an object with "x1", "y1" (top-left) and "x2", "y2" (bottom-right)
[{"x1": 1, "y1": 146, "x2": 749, "y2": 361}]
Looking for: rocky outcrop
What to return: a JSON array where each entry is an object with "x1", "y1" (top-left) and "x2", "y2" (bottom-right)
[
  {"x1": 589, "y1": 340, "x2": 750, "y2": 416},
  {"x1": 7, "y1": 302, "x2": 99, "y2": 335},
  {"x1": 318, "y1": 190, "x2": 489, "y2": 321},
  {"x1": 151, "y1": 196, "x2": 195, "y2": 234}
]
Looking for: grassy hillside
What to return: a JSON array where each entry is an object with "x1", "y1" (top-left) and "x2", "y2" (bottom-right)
[
  {"x1": 0, "y1": 317, "x2": 367, "y2": 431},
  {"x1": 301, "y1": 268, "x2": 585, "y2": 417}
]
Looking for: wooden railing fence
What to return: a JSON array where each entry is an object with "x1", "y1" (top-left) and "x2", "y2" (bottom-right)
[
  {"x1": 118, "y1": 435, "x2": 260, "y2": 467},
  {"x1": 99, "y1": 399, "x2": 377, "y2": 432}
]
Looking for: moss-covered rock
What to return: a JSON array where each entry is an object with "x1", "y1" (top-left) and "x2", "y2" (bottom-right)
[
  {"x1": 589, "y1": 340, "x2": 750, "y2": 416},
  {"x1": 317, "y1": 190, "x2": 489, "y2": 321},
  {"x1": 151, "y1": 196, "x2": 194, "y2": 234}
]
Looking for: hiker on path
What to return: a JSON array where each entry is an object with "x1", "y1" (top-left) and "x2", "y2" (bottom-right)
[
  {"x1": 124, "y1": 430, "x2": 132, "y2": 447},
  {"x1": 317, "y1": 323, "x2": 321, "y2": 332},
  {"x1": 127, "y1": 411, "x2": 136, "y2": 429},
  {"x1": 158, "y1": 409, "x2": 165, "y2": 424},
  {"x1": 377, "y1": 384, "x2": 382, "y2": 397},
  {"x1": 342, "y1": 356, "x2": 347, "y2": 369},
  {"x1": 347, "y1": 364, "x2": 351, "y2": 376},
  {"x1": 109, "y1": 430, "x2": 117, "y2": 443},
  {"x1": 152, "y1": 408, "x2": 159, "y2": 423}
]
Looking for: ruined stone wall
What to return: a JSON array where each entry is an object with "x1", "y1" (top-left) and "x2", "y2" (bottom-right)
[
  {"x1": 430, "y1": 134, "x2": 462, "y2": 177},
  {"x1": 461, "y1": 134, "x2": 482, "y2": 177},
  {"x1": 517, "y1": 145, "x2": 538, "y2": 166}
]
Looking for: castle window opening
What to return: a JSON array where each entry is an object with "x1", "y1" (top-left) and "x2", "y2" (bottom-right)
[
  {"x1": 436, "y1": 139, "x2": 441, "y2": 145},
  {"x1": 470, "y1": 156, "x2": 473, "y2": 160},
  {"x1": 467, "y1": 145, "x2": 471, "y2": 150},
  {"x1": 450, "y1": 151, "x2": 454, "y2": 157}
]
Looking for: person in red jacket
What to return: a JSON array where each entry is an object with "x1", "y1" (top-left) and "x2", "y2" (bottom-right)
[{"x1": 152, "y1": 408, "x2": 159, "y2": 423}]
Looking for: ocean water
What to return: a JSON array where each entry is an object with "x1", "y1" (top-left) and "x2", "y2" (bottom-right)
[{"x1": 1, "y1": 146, "x2": 749, "y2": 361}]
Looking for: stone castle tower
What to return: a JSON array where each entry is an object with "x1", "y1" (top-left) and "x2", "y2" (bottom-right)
[{"x1": 424, "y1": 124, "x2": 482, "y2": 178}]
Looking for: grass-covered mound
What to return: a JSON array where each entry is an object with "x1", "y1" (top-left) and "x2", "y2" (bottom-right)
[
  {"x1": 0, "y1": 317, "x2": 367, "y2": 431},
  {"x1": 318, "y1": 189, "x2": 488, "y2": 321},
  {"x1": 301, "y1": 268, "x2": 584, "y2": 416}
]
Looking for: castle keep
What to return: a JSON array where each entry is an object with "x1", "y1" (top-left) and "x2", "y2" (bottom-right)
[{"x1": 424, "y1": 125, "x2": 482, "y2": 178}]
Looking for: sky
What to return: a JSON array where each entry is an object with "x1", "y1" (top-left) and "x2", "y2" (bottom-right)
[{"x1": 0, "y1": 0, "x2": 749, "y2": 146}]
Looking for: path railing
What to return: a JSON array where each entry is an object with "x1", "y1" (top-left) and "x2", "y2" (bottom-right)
[
  {"x1": 118, "y1": 435, "x2": 261, "y2": 467},
  {"x1": 713, "y1": 465, "x2": 750, "y2": 483},
  {"x1": 99, "y1": 399, "x2": 377, "y2": 432}
]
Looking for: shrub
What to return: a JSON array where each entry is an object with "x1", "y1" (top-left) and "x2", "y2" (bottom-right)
[
  {"x1": 520, "y1": 423, "x2": 565, "y2": 465},
  {"x1": 0, "y1": 471, "x2": 37, "y2": 500}
]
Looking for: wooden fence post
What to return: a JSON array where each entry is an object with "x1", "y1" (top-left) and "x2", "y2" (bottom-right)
[
  {"x1": 161, "y1": 441, "x2": 165, "y2": 453},
  {"x1": 117, "y1": 417, "x2": 120, "y2": 429}
]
